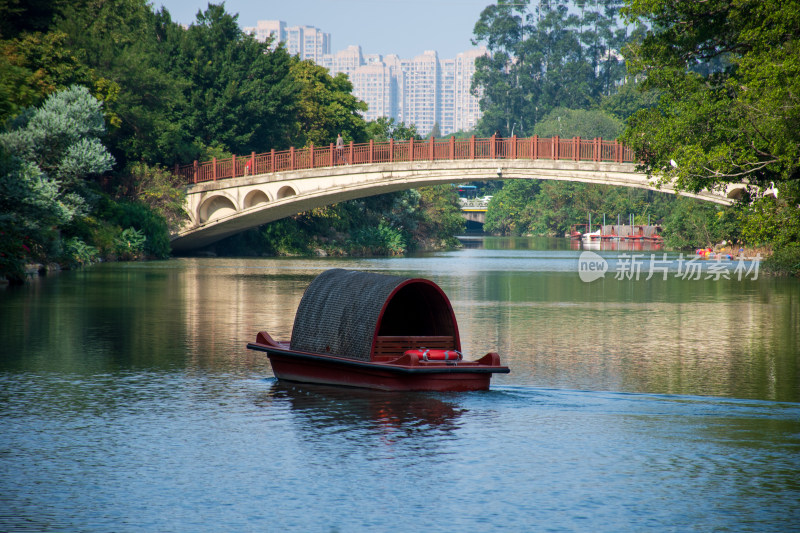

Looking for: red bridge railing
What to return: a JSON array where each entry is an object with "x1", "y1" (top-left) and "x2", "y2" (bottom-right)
[{"x1": 174, "y1": 135, "x2": 635, "y2": 185}]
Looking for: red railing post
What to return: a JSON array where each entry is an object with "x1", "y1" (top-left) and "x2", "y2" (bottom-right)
[
  {"x1": 511, "y1": 135, "x2": 517, "y2": 159},
  {"x1": 193, "y1": 160, "x2": 198, "y2": 184},
  {"x1": 449, "y1": 136, "x2": 455, "y2": 160},
  {"x1": 290, "y1": 146, "x2": 295, "y2": 170},
  {"x1": 531, "y1": 136, "x2": 537, "y2": 160},
  {"x1": 212, "y1": 157, "x2": 217, "y2": 181},
  {"x1": 613, "y1": 140, "x2": 618, "y2": 163},
  {"x1": 470, "y1": 135, "x2": 475, "y2": 160},
  {"x1": 310, "y1": 143, "x2": 315, "y2": 168},
  {"x1": 553, "y1": 136, "x2": 559, "y2": 160},
  {"x1": 574, "y1": 137, "x2": 579, "y2": 161},
  {"x1": 231, "y1": 154, "x2": 236, "y2": 178},
  {"x1": 408, "y1": 138, "x2": 414, "y2": 161},
  {"x1": 250, "y1": 151, "x2": 255, "y2": 174},
  {"x1": 369, "y1": 139, "x2": 374, "y2": 164},
  {"x1": 429, "y1": 136, "x2": 434, "y2": 161},
  {"x1": 490, "y1": 134, "x2": 496, "y2": 159},
  {"x1": 389, "y1": 138, "x2": 394, "y2": 162}
]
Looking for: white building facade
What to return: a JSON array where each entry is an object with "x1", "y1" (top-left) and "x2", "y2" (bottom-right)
[{"x1": 245, "y1": 20, "x2": 485, "y2": 136}]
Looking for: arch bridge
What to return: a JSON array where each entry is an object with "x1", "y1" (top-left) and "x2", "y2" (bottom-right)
[{"x1": 170, "y1": 135, "x2": 744, "y2": 251}]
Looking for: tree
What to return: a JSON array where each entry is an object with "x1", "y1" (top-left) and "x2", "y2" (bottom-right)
[
  {"x1": 661, "y1": 198, "x2": 740, "y2": 249},
  {"x1": 50, "y1": 0, "x2": 194, "y2": 167},
  {"x1": 366, "y1": 117, "x2": 419, "y2": 142},
  {"x1": 0, "y1": 85, "x2": 114, "y2": 203},
  {"x1": 169, "y1": 4, "x2": 299, "y2": 158},
  {"x1": 484, "y1": 180, "x2": 541, "y2": 235},
  {"x1": 472, "y1": 0, "x2": 633, "y2": 136},
  {"x1": 0, "y1": 31, "x2": 96, "y2": 125},
  {"x1": 0, "y1": 85, "x2": 114, "y2": 279},
  {"x1": 620, "y1": 0, "x2": 800, "y2": 195},
  {"x1": 289, "y1": 59, "x2": 368, "y2": 147},
  {"x1": 533, "y1": 107, "x2": 624, "y2": 139}
]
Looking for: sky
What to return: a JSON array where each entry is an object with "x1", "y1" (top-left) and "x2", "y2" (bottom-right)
[{"x1": 154, "y1": 0, "x2": 494, "y2": 59}]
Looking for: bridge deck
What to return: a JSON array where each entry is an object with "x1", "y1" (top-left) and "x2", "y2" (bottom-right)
[{"x1": 173, "y1": 135, "x2": 634, "y2": 184}]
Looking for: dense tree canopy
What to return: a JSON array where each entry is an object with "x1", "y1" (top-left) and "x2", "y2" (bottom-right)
[
  {"x1": 472, "y1": 0, "x2": 637, "y2": 136},
  {"x1": 620, "y1": 0, "x2": 800, "y2": 197},
  {"x1": 289, "y1": 60, "x2": 367, "y2": 147}
]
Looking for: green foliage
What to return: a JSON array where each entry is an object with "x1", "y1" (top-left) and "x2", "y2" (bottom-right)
[
  {"x1": 0, "y1": 31, "x2": 95, "y2": 124},
  {"x1": 210, "y1": 185, "x2": 463, "y2": 257},
  {"x1": 599, "y1": 78, "x2": 659, "y2": 121},
  {"x1": 113, "y1": 227, "x2": 146, "y2": 260},
  {"x1": 52, "y1": 0, "x2": 191, "y2": 166},
  {"x1": 60, "y1": 236, "x2": 99, "y2": 268},
  {"x1": 116, "y1": 162, "x2": 187, "y2": 232},
  {"x1": 740, "y1": 197, "x2": 800, "y2": 248},
  {"x1": 366, "y1": 117, "x2": 419, "y2": 142},
  {"x1": 485, "y1": 180, "x2": 541, "y2": 235},
  {"x1": 99, "y1": 199, "x2": 171, "y2": 259},
  {"x1": 661, "y1": 198, "x2": 740, "y2": 249},
  {"x1": 168, "y1": 4, "x2": 299, "y2": 157},
  {"x1": 290, "y1": 60, "x2": 368, "y2": 147},
  {"x1": 0, "y1": 228, "x2": 29, "y2": 283},
  {"x1": 0, "y1": 84, "x2": 113, "y2": 200},
  {"x1": 0, "y1": 0, "x2": 72, "y2": 39},
  {"x1": 472, "y1": 0, "x2": 636, "y2": 136},
  {"x1": 0, "y1": 85, "x2": 116, "y2": 277},
  {"x1": 763, "y1": 245, "x2": 800, "y2": 277},
  {"x1": 533, "y1": 107, "x2": 624, "y2": 139},
  {"x1": 620, "y1": 0, "x2": 800, "y2": 193},
  {"x1": 352, "y1": 221, "x2": 407, "y2": 256},
  {"x1": 415, "y1": 185, "x2": 465, "y2": 247},
  {"x1": 485, "y1": 179, "x2": 688, "y2": 238}
]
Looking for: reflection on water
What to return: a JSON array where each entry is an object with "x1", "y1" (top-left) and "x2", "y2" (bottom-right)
[
  {"x1": 1, "y1": 237, "x2": 798, "y2": 532},
  {"x1": 258, "y1": 382, "x2": 465, "y2": 448}
]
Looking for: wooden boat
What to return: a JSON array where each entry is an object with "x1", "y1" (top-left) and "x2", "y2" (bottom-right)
[{"x1": 247, "y1": 269, "x2": 510, "y2": 391}]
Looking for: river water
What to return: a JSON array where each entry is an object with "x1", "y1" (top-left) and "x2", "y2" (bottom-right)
[{"x1": 1, "y1": 237, "x2": 798, "y2": 532}]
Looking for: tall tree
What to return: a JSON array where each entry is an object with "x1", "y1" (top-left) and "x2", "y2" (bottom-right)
[
  {"x1": 620, "y1": 0, "x2": 800, "y2": 196},
  {"x1": 0, "y1": 86, "x2": 114, "y2": 279},
  {"x1": 289, "y1": 60, "x2": 368, "y2": 147},
  {"x1": 471, "y1": 0, "x2": 631, "y2": 136},
  {"x1": 52, "y1": 0, "x2": 193, "y2": 167},
  {"x1": 170, "y1": 4, "x2": 299, "y2": 157}
]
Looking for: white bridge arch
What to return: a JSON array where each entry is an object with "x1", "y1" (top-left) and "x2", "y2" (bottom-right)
[{"x1": 169, "y1": 136, "x2": 744, "y2": 252}]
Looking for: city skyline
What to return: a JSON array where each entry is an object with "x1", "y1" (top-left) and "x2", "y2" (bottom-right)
[
  {"x1": 246, "y1": 20, "x2": 486, "y2": 135},
  {"x1": 155, "y1": 0, "x2": 492, "y2": 59}
]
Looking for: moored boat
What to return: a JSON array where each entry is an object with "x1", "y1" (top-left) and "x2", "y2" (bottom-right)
[{"x1": 247, "y1": 269, "x2": 510, "y2": 391}]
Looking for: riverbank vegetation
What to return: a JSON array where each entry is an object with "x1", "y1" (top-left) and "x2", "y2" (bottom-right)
[
  {"x1": 0, "y1": 1, "x2": 462, "y2": 283},
  {"x1": 2, "y1": 0, "x2": 798, "y2": 280},
  {"x1": 468, "y1": 0, "x2": 799, "y2": 274}
]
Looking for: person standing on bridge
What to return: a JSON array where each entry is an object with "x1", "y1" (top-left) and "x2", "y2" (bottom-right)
[
  {"x1": 494, "y1": 130, "x2": 504, "y2": 159},
  {"x1": 336, "y1": 133, "x2": 345, "y2": 164}
]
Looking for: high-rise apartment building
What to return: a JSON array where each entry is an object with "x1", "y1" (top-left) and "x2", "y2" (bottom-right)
[
  {"x1": 245, "y1": 20, "x2": 485, "y2": 135},
  {"x1": 244, "y1": 21, "x2": 330, "y2": 63},
  {"x1": 245, "y1": 20, "x2": 285, "y2": 46}
]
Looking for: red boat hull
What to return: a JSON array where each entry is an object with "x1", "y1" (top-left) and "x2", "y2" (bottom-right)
[{"x1": 247, "y1": 343, "x2": 509, "y2": 392}]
